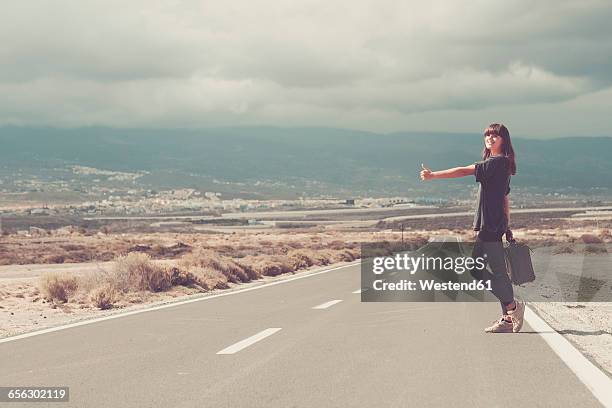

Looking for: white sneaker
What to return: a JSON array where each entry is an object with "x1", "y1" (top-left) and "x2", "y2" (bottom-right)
[
  {"x1": 508, "y1": 300, "x2": 525, "y2": 333},
  {"x1": 484, "y1": 318, "x2": 513, "y2": 333}
]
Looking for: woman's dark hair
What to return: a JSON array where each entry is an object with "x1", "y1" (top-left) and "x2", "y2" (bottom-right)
[{"x1": 483, "y1": 123, "x2": 516, "y2": 175}]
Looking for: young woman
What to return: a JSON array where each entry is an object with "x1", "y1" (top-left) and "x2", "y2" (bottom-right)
[{"x1": 419, "y1": 123, "x2": 525, "y2": 333}]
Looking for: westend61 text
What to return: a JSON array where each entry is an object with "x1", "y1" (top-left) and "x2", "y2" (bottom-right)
[{"x1": 372, "y1": 279, "x2": 493, "y2": 292}]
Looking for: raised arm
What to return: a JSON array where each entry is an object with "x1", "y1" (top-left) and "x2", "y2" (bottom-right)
[{"x1": 420, "y1": 164, "x2": 475, "y2": 181}]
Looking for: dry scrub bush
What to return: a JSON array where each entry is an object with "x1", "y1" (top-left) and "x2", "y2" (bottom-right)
[
  {"x1": 581, "y1": 234, "x2": 604, "y2": 244},
  {"x1": 38, "y1": 242, "x2": 366, "y2": 310},
  {"x1": 61, "y1": 244, "x2": 85, "y2": 251},
  {"x1": 328, "y1": 240, "x2": 349, "y2": 250},
  {"x1": 307, "y1": 243, "x2": 326, "y2": 251},
  {"x1": 286, "y1": 241, "x2": 304, "y2": 249},
  {"x1": 584, "y1": 244, "x2": 608, "y2": 254},
  {"x1": 287, "y1": 250, "x2": 315, "y2": 269},
  {"x1": 523, "y1": 238, "x2": 558, "y2": 248},
  {"x1": 411, "y1": 235, "x2": 430, "y2": 249},
  {"x1": 82, "y1": 251, "x2": 240, "y2": 309},
  {"x1": 330, "y1": 248, "x2": 360, "y2": 262},
  {"x1": 112, "y1": 253, "x2": 173, "y2": 292},
  {"x1": 189, "y1": 267, "x2": 229, "y2": 289},
  {"x1": 89, "y1": 284, "x2": 117, "y2": 310},
  {"x1": 309, "y1": 250, "x2": 334, "y2": 266},
  {"x1": 292, "y1": 248, "x2": 355, "y2": 266},
  {"x1": 170, "y1": 266, "x2": 229, "y2": 290},
  {"x1": 363, "y1": 241, "x2": 407, "y2": 257},
  {"x1": 179, "y1": 248, "x2": 258, "y2": 283},
  {"x1": 244, "y1": 255, "x2": 294, "y2": 277},
  {"x1": 39, "y1": 272, "x2": 78, "y2": 303},
  {"x1": 553, "y1": 244, "x2": 575, "y2": 254},
  {"x1": 80, "y1": 253, "x2": 173, "y2": 309},
  {"x1": 46, "y1": 254, "x2": 66, "y2": 264}
]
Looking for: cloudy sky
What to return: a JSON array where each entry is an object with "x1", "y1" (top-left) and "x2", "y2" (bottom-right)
[{"x1": 1, "y1": 0, "x2": 611, "y2": 137}]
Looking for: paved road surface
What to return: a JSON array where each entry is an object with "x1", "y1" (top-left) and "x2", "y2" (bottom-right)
[{"x1": 0, "y1": 258, "x2": 606, "y2": 407}]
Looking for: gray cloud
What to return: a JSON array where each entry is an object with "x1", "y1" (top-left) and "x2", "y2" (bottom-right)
[{"x1": 0, "y1": 0, "x2": 611, "y2": 136}]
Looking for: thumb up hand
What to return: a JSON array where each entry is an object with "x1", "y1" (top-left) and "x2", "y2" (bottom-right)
[{"x1": 420, "y1": 163, "x2": 433, "y2": 181}]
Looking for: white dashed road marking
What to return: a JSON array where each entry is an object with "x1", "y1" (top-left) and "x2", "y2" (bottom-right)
[
  {"x1": 216, "y1": 328, "x2": 282, "y2": 355},
  {"x1": 312, "y1": 300, "x2": 343, "y2": 309}
]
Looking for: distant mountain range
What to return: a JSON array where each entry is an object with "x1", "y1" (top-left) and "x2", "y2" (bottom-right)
[{"x1": 1, "y1": 126, "x2": 611, "y2": 197}]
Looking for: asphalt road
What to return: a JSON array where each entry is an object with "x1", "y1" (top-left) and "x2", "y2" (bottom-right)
[{"x1": 0, "y1": 257, "x2": 606, "y2": 408}]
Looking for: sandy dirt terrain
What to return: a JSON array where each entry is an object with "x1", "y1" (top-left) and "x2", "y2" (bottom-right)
[{"x1": 530, "y1": 302, "x2": 612, "y2": 376}]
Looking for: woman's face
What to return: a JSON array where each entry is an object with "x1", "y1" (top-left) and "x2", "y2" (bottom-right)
[{"x1": 484, "y1": 132, "x2": 504, "y2": 151}]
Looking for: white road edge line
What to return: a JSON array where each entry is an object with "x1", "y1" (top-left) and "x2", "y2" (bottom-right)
[
  {"x1": 312, "y1": 299, "x2": 343, "y2": 309},
  {"x1": 525, "y1": 306, "x2": 612, "y2": 408},
  {"x1": 0, "y1": 261, "x2": 359, "y2": 345},
  {"x1": 216, "y1": 328, "x2": 282, "y2": 355}
]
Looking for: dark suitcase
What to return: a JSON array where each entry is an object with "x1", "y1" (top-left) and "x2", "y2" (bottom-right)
[{"x1": 504, "y1": 241, "x2": 536, "y2": 285}]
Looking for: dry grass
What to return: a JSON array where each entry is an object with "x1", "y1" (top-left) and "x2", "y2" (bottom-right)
[
  {"x1": 179, "y1": 248, "x2": 258, "y2": 283},
  {"x1": 169, "y1": 266, "x2": 229, "y2": 290},
  {"x1": 28, "y1": 232, "x2": 377, "y2": 310},
  {"x1": 0, "y1": 229, "x2": 394, "y2": 265},
  {"x1": 581, "y1": 234, "x2": 604, "y2": 244},
  {"x1": 553, "y1": 244, "x2": 575, "y2": 254},
  {"x1": 81, "y1": 245, "x2": 360, "y2": 308},
  {"x1": 584, "y1": 244, "x2": 608, "y2": 254},
  {"x1": 89, "y1": 284, "x2": 117, "y2": 310},
  {"x1": 38, "y1": 253, "x2": 175, "y2": 309},
  {"x1": 287, "y1": 249, "x2": 316, "y2": 269},
  {"x1": 39, "y1": 272, "x2": 78, "y2": 303},
  {"x1": 244, "y1": 255, "x2": 293, "y2": 277},
  {"x1": 240, "y1": 247, "x2": 360, "y2": 277},
  {"x1": 331, "y1": 248, "x2": 360, "y2": 262},
  {"x1": 111, "y1": 253, "x2": 173, "y2": 292},
  {"x1": 189, "y1": 267, "x2": 229, "y2": 290}
]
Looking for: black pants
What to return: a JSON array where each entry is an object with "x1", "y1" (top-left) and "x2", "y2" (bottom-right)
[{"x1": 470, "y1": 230, "x2": 514, "y2": 314}]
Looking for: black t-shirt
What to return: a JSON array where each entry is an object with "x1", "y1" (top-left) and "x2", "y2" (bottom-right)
[{"x1": 473, "y1": 155, "x2": 511, "y2": 233}]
